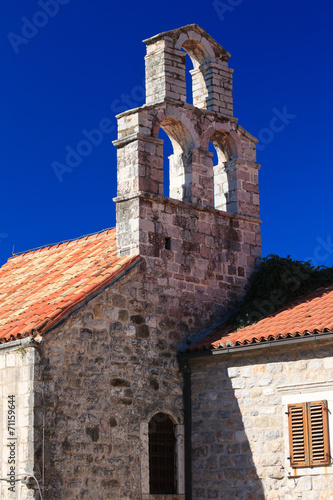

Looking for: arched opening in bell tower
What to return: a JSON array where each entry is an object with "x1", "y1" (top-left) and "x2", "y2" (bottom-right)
[
  {"x1": 209, "y1": 131, "x2": 238, "y2": 213},
  {"x1": 157, "y1": 117, "x2": 195, "y2": 203},
  {"x1": 159, "y1": 128, "x2": 172, "y2": 197},
  {"x1": 180, "y1": 38, "x2": 213, "y2": 109},
  {"x1": 184, "y1": 52, "x2": 194, "y2": 105}
]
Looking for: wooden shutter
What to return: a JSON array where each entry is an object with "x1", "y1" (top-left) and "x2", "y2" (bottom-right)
[
  {"x1": 288, "y1": 403, "x2": 309, "y2": 467},
  {"x1": 308, "y1": 400, "x2": 330, "y2": 466},
  {"x1": 288, "y1": 400, "x2": 330, "y2": 468}
]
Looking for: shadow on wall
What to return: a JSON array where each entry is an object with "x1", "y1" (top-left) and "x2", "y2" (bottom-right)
[{"x1": 191, "y1": 359, "x2": 266, "y2": 500}]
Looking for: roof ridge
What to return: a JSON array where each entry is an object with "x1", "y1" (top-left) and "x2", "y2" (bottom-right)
[{"x1": 9, "y1": 227, "x2": 116, "y2": 260}]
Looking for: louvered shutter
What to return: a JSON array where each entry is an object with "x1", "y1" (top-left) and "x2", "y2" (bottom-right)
[
  {"x1": 308, "y1": 400, "x2": 330, "y2": 466},
  {"x1": 288, "y1": 403, "x2": 309, "y2": 467}
]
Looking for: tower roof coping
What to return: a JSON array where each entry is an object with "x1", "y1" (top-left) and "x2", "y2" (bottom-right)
[{"x1": 143, "y1": 24, "x2": 231, "y2": 63}]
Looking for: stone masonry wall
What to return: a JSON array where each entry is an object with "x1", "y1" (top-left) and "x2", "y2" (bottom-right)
[
  {"x1": 117, "y1": 192, "x2": 261, "y2": 333},
  {"x1": 36, "y1": 263, "x2": 187, "y2": 500},
  {"x1": 0, "y1": 340, "x2": 37, "y2": 500},
  {"x1": 189, "y1": 339, "x2": 333, "y2": 500},
  {"x1": 114, "y1": 103, "x2": 261, "y2": 332},
  {"x1": 33, "y1": 204, "x2": 259, "y2": 500}
]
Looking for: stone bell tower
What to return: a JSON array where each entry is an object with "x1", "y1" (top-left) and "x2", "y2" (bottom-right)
[{"x1": 113, "y1": 25, "x2": 261, "y2": 329}]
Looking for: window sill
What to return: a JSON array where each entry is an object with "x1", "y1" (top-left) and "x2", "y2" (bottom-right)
[
  {"x1": 141, "y1": 495, "x2": 185, "y2": 500},
  {"x1": 287, "y1": 465, "x2": 333, "y2": 477}
]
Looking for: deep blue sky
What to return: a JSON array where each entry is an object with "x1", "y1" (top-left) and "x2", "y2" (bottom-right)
[{"x1": 1, "y1": 0, "x2": 332, "y2": 268}]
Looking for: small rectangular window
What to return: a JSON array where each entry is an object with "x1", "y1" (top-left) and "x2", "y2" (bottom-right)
[
  {"x1": 165, "y1": 237, "x2": 171, "y2": 250},
  {"x1": 288, "y1": 400, "x2": 330, "y2": 467}
]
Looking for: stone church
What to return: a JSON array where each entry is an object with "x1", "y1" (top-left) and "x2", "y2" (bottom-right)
[{"x1": 1, "y1": 24, "x2": 333, "y2": 500}]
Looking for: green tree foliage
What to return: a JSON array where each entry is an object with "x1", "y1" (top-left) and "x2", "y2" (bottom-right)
[{"x1": 227, "y1": 255, "x2": 333, "y2": 329}]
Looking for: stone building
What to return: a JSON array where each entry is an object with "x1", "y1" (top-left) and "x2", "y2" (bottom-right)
[
  {"x1": 0, "y1": 24, "x2": 332, "y2": 500},
  {"x1": 184, "y1": 284, "x2": 333, "y2": 499}
]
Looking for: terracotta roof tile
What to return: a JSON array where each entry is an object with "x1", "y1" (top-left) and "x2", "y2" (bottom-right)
[
  {"x1": 188, "y1": 285, "x2": 333, "y2": 352},
  {"x1": 0, "y1": 228, "x2": 139, "y2": 343}
]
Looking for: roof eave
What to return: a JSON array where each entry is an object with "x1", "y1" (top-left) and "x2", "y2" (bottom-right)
[{"x1": 180, "y1": 330, "x2": 333, "y2": 361}]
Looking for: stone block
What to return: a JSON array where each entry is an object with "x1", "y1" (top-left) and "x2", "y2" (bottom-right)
[
  {"x1": 227, "y1": 367, "x2": 240, "y2": 378},
  {"x1": 6, "y1": 351, "x2": 16, "y2": 367}
]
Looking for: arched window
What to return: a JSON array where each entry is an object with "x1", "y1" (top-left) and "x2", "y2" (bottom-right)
[
  {"x1": 158, "y1": 128, "x2": 172, "y2": 197},
  {"x1": 181, "y1": 39, "x2": 212, "y2": 109},
  {"x1": 157, "y1": 117, "x2": 195, "y2": 203},
  {"x1": 183, "y1": 51, "x2": 194, "y2": 105},
  {"x1": 210, "y1": 131, "x2": 238, "y2": 213},
  {"x1": 149, "y1": 413, "x2": 176, "y2": 494}
]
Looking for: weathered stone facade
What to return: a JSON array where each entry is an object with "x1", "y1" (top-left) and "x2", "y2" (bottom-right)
[
  {"x1": 114, "y1": 24, "x2": 261, "y2": 327},
  {"x1": 0, "y1": 340, "x2": 37, "y2": 500},
  {"x1": 189, "y1": 339, "x2": 333, "y2": 500},
  {"x1": 37, "y1": 264, "x2": 187, "y2": 499}
]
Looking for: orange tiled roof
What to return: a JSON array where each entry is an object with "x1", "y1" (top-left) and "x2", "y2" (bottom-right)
[
  {"x1": 0, "y1": 228, "x2": 139, "y2": 343},
  {"x1": 188, "y1": 285, "x2": 333, "y2": 352}
]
